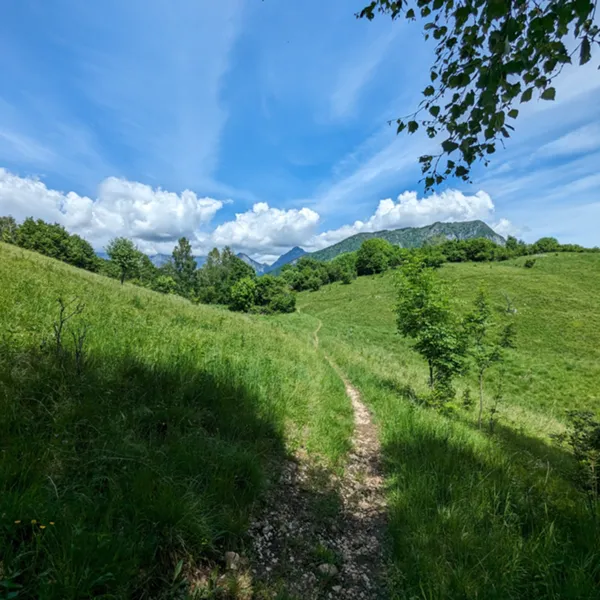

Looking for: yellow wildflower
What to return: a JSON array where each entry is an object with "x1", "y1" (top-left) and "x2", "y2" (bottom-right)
[
  {"x1": 40, "y1": 525, "x2": 46, "y2": 529},
  {"x1": 14, "y1": 520, "x2": 21, "y2": 524},
  {"x1": 31, "y1": 519, "x2": 37, "y2": 524},
  {"x1": 49, "y1": 521, "x2": 55, "y2": 525}
]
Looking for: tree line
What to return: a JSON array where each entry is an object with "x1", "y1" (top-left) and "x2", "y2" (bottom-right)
[
  {"x1": 0, "y1": 215, "x2": 295, "y2": 315},
  {"x1": 280, "y1": 234, "x2": 599, "y2": 293}
]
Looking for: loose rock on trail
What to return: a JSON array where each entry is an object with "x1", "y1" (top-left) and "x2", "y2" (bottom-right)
[{"x1": 247, "y1": 319, "x2": 388, "y2": 599}]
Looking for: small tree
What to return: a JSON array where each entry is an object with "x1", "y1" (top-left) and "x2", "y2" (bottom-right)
[
  {"x1": 106, "y1": 237, "x2": 139, "y2": 284},
  {"x1": 172, "y1": 237, "x2": 197, "y2": 298},
  {"x1": 153, "y1": 274, "x2": 177, "y2": 294},
  {"x1": 67, "y1": 234, "x2": 99, "y2": 272},
  {"x1": 532, "y1": 236, "x2": 560, "y2": 253},
  {"x1": 0, "y1": 215, "x2": 18, "y2": 243},
  {"x1": 396, "y1": 259, "x2": 466, "y2": 393},
  {"x1": 464, "y1": 290, "x2": 516, "y2": 428},
  {"x1": 356, "y1": 238, "x2": 394, "y2": 275},
  {"x1": 229, "y1": 277, "x2": 256, "y2": 312}
]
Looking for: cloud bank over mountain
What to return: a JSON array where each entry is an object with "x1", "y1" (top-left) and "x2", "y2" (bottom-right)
[{"x1": 0, "y1": 168, "x2": 516, "y2": 261}]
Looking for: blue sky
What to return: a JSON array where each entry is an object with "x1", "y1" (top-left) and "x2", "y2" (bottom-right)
[{"x1": 0, "y1": 0, "x2": 599, "y2": 262}]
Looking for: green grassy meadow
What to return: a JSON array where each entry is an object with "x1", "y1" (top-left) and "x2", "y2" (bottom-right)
[
  {"x1": 287, "y1": 252, "x2": 600, "y2": 599},
  {"x1": 3, "y1": 241, "x2": 600, "y2": 599},
  {"x1": 0, "y1": 243, "x2": 353, "y2": 598}
]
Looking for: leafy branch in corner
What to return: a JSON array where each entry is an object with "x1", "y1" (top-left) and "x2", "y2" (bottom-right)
[{"x1": 358, "y1": 0, "x2": 599, "y2": 189}]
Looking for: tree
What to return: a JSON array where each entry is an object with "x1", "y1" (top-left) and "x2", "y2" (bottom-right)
[
  {"x1": 397, "y1": 259, "x2": 466, "y2": 391},
  {"x1": 152, "y1": 274, "x2": 177, "y2": 294},
  {"x1": 172, "y1": 237, "x2": 197, "y2": 298},
  {"x1": 106, "y1": 237, "x2": 139, "y2": 284},
  {"x1": 464, "y1": 289, "x2": 516, "y2": 428},
  {"x1": 196, "y1": 247, "x2": 255, "y2": 305},
  {"x1": 531, "y1": 236, "x2": 560, "y2": 253},
  {"x1": 16, "y1": 218, "x2": 71, "y2": 261},
  {"x1": 67, "y1": 234, "x2": 99, "y2": 272},
  {"x1": 356, "y1": 238, "x2": 395, "y2": 275},
  {"x1": 359, "y1": 1, "x2": 599, "y2": 188},
  {"x1": 137, "y1": 254, "x2": 159, "y2": 287},
  {"x1": 0, "y1": 216, "x2": 17, "y2": 243},
  {"x1": 229, "y1": 277, "x2": 257, "y2": 312}
]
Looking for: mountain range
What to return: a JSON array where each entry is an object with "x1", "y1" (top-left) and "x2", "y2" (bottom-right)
[
  {"x1": 308, "y1": 220, "x2": 505, "y2": 263},
  {"x1": 97, "y1": 220, "x2": 504, "y2": 274}
]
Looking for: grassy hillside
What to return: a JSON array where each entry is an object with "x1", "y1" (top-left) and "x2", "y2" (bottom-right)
[
  {"x1": 0, "y1": 243, "x2": 353, "y2": 599},
  {"x1": 308, "y1": 219, "x2": 505, "y2": 262},
  {"x1": 287, "y1": 252, "x2": 600, "y2": 599}
]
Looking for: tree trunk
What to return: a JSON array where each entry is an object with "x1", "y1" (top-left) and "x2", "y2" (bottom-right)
[
  {"x1": 120, "y1": 271, "x2": 125, "y2": 285},
  {"x1": 478, "y1": 372, "x2": 484, "y2": 429},
  {"x1": 429, "y1": 361, "x2": 434, "y2": 388}
]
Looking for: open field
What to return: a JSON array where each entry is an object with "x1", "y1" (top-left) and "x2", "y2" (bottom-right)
[
  {"x1": 3, "y1": 242, "x2": 600, "y2": 599},
  {"x1": 282, "y1": 252, "x2": 600, "y2": 599},
  {"x1": 0, "y1": 243, "x2": 353, "y2": 599}
]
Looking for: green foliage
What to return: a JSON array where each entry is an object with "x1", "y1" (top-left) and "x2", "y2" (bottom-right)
[
  {"x1": 532, "y1": 236, "x2": 561, "y2": 253},
  {"x1": 152, "y1": 274, "x2": 178, "y2": 294},
  {"x1": 309, "y1": 219, "x2": 503, "y2": 262},
  {"x1": 556, "y1": 411, "x2": 600, "y2": 498},
  {"x1": 359, "y1": 0, "x2": 600, "y2": 187},
  {"x1": 356, "y1": 238, "x2": 395, "y2": 275},
  {"x1": 106, "y1": 237, "x2": 139, "y2": 284},
  {"x1": 0, "y1": 243, "x2": 353, "y2": 598},
  {"x1": 8, "y1": 217, "x2": 99, "y2": 272},
  {"x1": 0, "y1": 215, "x2": 18, "y2": 243},
  {"x1": 229, "y1": 276, "x2": 257, "y2": 312},
  {"x1": 524, "y1": 258, "x2": 536, "y2": 268},
  {"x1": 172, "y1": 237, "x2": 197, "y2": 298},
  {"x1": 396, "y1": 259, "x2": 465, "y2": 391},
  {"x1": 268, "y1": 289, "x2": 296, "y2": 313},
  {"x1": 292, "y1": 252, "x2": 600, "y2": 599},
  {"x1": 66, "y1": 234, "x2": 99, "y2": 272},
  {"x1": 197, "y1": 247, "x2": 255, "y2": 305},
  {"x1": 464, "y1": 289, "x2": 516, "y2": 428}
]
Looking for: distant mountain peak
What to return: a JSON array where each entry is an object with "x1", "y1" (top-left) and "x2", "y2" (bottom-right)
[
  {"x1": 266, "y1": 246, "x2": 307, "y2": 273},
  {"x1": 236, "y1": 253, "x2": 269, "y2": 275},
  {"x1": 308, "y1": 221, "x2": 505, "y2": 263}
]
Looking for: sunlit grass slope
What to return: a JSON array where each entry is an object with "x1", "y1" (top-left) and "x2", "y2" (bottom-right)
[
  {"x1": 0, "y1": 243, "x2": 353, "y2": 599},
  {"x1": 292, "y1": 252, "x2": 600, "y2": 600}
]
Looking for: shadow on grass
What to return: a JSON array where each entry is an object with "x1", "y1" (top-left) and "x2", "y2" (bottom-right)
[
  {"x1": 0, "y1": 343, "x2": 288, "y2": 599},
  {"x1": 247, "y1": 460, "x2": 388, "y2": 600},
  {"x1": 381, "y1": 421, "x2": 600, "y2": 600}
]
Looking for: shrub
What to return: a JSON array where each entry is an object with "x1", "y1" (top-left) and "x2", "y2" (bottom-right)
[
  {"x1": 341, "y1": 270, "x2": 354, "y2": 285},
  {"x1": 356, "y1": 238, "x2": 395, "y2": 275},
  {"x1": 307, "y1": 276, "x2": 322, "y2": 291},
  {"x1": 269, "y1": 291, "x2": 296, "y2": 313},
  {"x1": 229, "y1": 277, "x2": 256, "y2": 312},
  {"x1": 152, "y1": 275, "x2": 178, "y2": 294},
  {"x1": 524, "y1": 259, "x2": 536, "y2": 268}
]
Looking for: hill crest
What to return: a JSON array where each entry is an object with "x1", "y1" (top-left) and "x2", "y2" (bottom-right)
[{"x1": 308, "y1": 220, "x2": 505, "y2": 263}]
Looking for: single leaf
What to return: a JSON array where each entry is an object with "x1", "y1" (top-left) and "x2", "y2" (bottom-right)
[
  {"x1": 580, "y1": 36, "x2": 591, "y2": 65},
  {"x1": 441, "y1": 139, "x2": 459, "y2": 153},
  {"x1": 429, "y1": 105, "x2": 441, "y2": 117},
  {"x1": 406, "y1": 8, "x2": 415, "y2": 19},
  {"x1": 508, "y1": 108, "x2": 519, "y2": 119},
  {"x1": 521, "y1": 87, "x2": 533, "y2": 103},
  {"x1": 423, "y1": 85, "x2": 435, "y2": 97},
  {"x1": 408, "y1": 120, "x2": 419, "y2": 134},
  {"x1": 541, "y1": 87, "x2": 556, "y2": 101}
]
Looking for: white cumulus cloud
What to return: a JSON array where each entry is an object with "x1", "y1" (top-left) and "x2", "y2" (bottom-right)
[
  {"x1": 308, "y1": 189, "x2": 509, "y2": 250},
  {"x1": 0, "y1": 168, "x2": 223, "y2": 253},
  {"x1": 0, "y1": 168, "x2": 516, "y2": 261},
  {"x1": 211, "y1": 202, "x2": 320, "y2": 256}
]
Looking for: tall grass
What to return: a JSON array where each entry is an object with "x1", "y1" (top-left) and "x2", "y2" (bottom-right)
[
  {"x1": 0, "y1": 243, "x2": 353, "y2": 598},
  {"x1": 289, "y1": 252, "x2": 600, "y2": 599}
]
